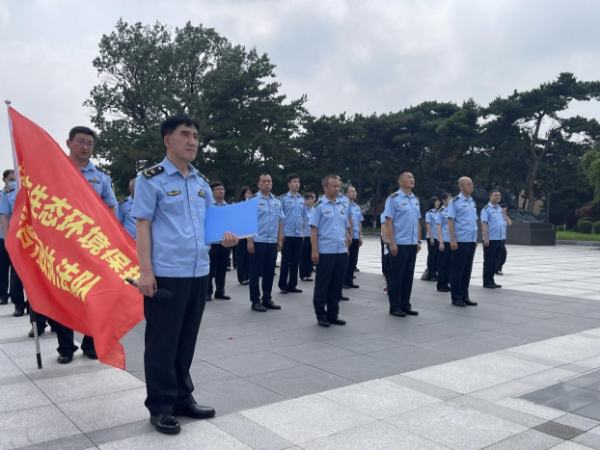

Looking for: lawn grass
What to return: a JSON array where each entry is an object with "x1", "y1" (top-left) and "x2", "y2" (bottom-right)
[{"x1": 557, "y1": 230, "x2": 600, "y2": 242}]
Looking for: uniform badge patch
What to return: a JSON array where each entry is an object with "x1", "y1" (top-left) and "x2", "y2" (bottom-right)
[
  {"x1": 88, "y1": 178, "x2": 99, "y2": 184},
  {"x1": 401, "y1": 202, "x2": 407, "y2": 206},
  {"x1": 198, "y1": 189, "x2": 206, "y2": 198},
  {"x1": 340, "y1": 210, "x2": 345, "y2": 214},
  {"x1": 167, "y1": 191, "x2": 181, "y2": 196},
  {"x1": 258, "y1": 202, "x2": 266, "y2": 206},
  {"x1": 324, "y1": 211, "x2": 332, "y2": 214}
]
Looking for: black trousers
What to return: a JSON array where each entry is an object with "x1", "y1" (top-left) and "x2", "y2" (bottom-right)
[
  {"x1": 436, "y1": 242, "x2": 452, "y2": 289},
  {"x1": 450, "y1": 242, "x2": 476, "y2": 302},
  {"x1": 278, "y1": 237, "x2": 302, "y2": 290},
  {"x1": 0, "y1": 238, "x2": 10, "y2": 300},
  {"x1": 54, "y1": 322, "x2": 95, "y2": 356},
  {"x1": 483, "y1": 240, "x2": 502, "y2": 285},
  {"x1": 145, "y1": 276, "x2": 207, "y2": 415},
  {"x1": 208, "y1": 244, "x2": 230, "y2": 297},
  {"x1": 344, "y1": 238, "x2": 360, "y2": 285},
  {"x1": 426, "y1": 239, "x2": 439, "y2": 280},
  {"x1": 313, "y1": 253, "x2": 348, "y2": 320},
  {"x1": 386, "y1": 245, "x2": 417, "y2": 313},
  {"x1": 299, "y1": 238, "x2": 313, "y2": 279},
  {"x1": 381, "y1": 241, "x2": 386, "y2": 276},
  {"x1": 249, "y1": 242, "x2": 277, "y2": 304},
  {"x1": 9, "y1": 267, "x2": 49, "y2": 327},
  {"x1": 236, "y1": 238, "x2": 250, "y2": 283},
  {"x1": 495, "y1": 240, "x2": 507, "y2": 271}
]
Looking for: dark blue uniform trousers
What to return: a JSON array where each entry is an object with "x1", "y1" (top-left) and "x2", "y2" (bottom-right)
[
  {"x1": 249, "y1": 242, "x2": 278, "y2": 304},
  {"x1": 278, "y1": 236, "x2": 302, "y2": 290},
  {"x1": 450, "y1": 242, "x2": 476, "y2": 302},
  {"x1": 386, "y1": 245, "x2": 417, "y2": 313},
  {"x1": 313, "y1": 253, "x2": 348, "y2": 320}
]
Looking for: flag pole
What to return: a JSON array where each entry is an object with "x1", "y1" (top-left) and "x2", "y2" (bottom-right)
[{"x1": 4, "y1": 100, "x2": 43, "y2": 369}]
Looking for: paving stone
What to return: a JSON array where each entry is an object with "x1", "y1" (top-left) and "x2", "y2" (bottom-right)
[
  {"x1": 573, "y1": 401, "x2": 600, "y2": 421},
  {"x1": 384, "y1": 374, "x2": 462, "y2": 400},
  {"x1": 480, "y1": 429, "x2": 562, "y2": 450},
  {"x1": 367, "y1": 345, "x2": 458, "y2": 370},
  {"x1": 451, "y1": 395, "x2": 547, "y2": 428},
  {"x1": 300, "y1": 420, "x2": 450, "y2": 450},
  {"x1": 323, "y1": 334, "x2": 405, "y2": 354},
  {"x1": 454, "y1": 353, "x2": 553, "y2": 380},
  {"x1": 553, "y1": 413, "x2": 600, "y2": 431},
  {"x1": 193, "y1": 338, "x2": 262, "y2": 362},
  {"x1": 520, "y1": 383, "x2": 579, "y2": 403},
  {"x1": 12, "y1": 434, "x2": 95, "y2": 450},
  {"x1": 550, "y1": 441, "x2": 598, "y2": 450},
  {"x1": 210, "y1": 350, "x2": 301, "y2": 378},
  {"x1": 270, "y1": 341, "x2": 357, "y2": 364},
  {"x1": 385, "y1": 402, "x2": 527, "y2": 450},
  {"x1": 532, "y1": 421, "x2": 584, "y2": 439},
  {"x1": 209, "y1": 413, "x2": 294, "y2": 450},
  {"x1": 494, "y1": 398, "x2": 566, "y2": 420},
  {"x1": 241, "y1": 394, "x2": 374, "y2": 444},
  {"x1": 543, "y1": 388, "x2": 600, "y2": 412},
  {"x1": 312, "y1": 354, "x2": 408, "y2": 382},
  {"x1": 0, "y1": 379, "x2": 51, "y2": 413}
]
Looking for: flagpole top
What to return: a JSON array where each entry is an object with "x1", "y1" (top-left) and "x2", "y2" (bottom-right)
[{"x1": 4, "y1": 100, "x2": 11, "y2": 106}]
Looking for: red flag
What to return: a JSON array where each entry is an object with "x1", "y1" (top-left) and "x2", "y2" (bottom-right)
[{"x1": 6, "y1": 107, "x2": 143, "y2": 369}]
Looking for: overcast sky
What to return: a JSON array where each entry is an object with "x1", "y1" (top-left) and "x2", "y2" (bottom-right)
[{"x1": 1, "y1": 0, "x2": 599, "y2": 173}]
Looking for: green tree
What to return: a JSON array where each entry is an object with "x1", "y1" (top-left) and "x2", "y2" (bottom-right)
[{"x1": 582, "y1": 145, "x2": 600, "y2": 201}]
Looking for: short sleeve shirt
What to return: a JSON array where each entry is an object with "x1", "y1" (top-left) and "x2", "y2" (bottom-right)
[
  {"x1": 132, "y1": 157, "x2": 213, "y2": 278},
  {"x1": 117, "y1": 196, "x2": 136, "y2": 240},
  {"x1": 251, "y1": 192, "x2": 284, "y2": 244},
  {"x1": 437, "y1": 206, "x2": 450, "y2": 242},
  {"x1": 425, "y1": 209, "x2": 438, "y2": 239},
  {"x1": 350, "y1": 203, "x2": 364, "y2": 239},
  {"x1": 309, "y1": 197, "x2": 350, "y2": 254},
  {"x1": 281, "y1": 192, "x2": 308, "y2": 237},
  {"x1": 80, "y1": 160, "x2": 118, "y2": 208},
  {"x1": 384, "y1": 190, "x2": 421, "y2": 245},
  {"x1": 447, "y1": 193, "x2": 478, "y2": 243},
  {"x1": 480, "y1": 202, "x2": 503, "y2": 240}
]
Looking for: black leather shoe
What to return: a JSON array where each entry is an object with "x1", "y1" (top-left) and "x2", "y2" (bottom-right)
[
  {"x1": 150, "y1": 413, "x2": 181, "y2": 434},
  {"x1": 301, "y1": 277, "x2": 313, "y2": 282},
  {"x1": 328, "y1": 318, "x2": 346, "y2": 325},
  {"x1": 483, "y1": 284, "x2": 496, "y2": 289},
  {"x1": 437, "y1": 287, "x2": 450, "y2": 292},
  {"x1": 83, "y1": 348, "x2": 98, "y2": 360},
  {"x1": 493, "y1": 284, "x2": 502, "y2": 289},
  {"x1": 13, "y1": 308, "x2": 24, "y2": 317},
  {"x1": 241, "y1": 280, "x2": 249, "y2": 285},
  {"x1": 28, "y1": 326, "x2": 45, "y2": 338},
  {"x1": 452, "y1": 301, "x2": 466, "y2": 307},
  {"x1": 463, "y1": 299, "x2": 478, "y2": 306},
  {"x1": 342, "y1": 284, "x2": 350, "y2": 289},
  {"x1": 280, "y1": 289, "x2": 288, "y2": 294},
  {"x1": 251, "y1": 302, "x2": 267, "y2": 312},
  {"x1": 390, "y1": 311, "x2": 406, "y2": 317},
  {"x1": 354, "y1": 268, "x2": 360, "y2": 272},
  {"x1": 57, "y1": 354, "x2": 73, "y2": 364},
  {"x1": 206, "y1": 296, "x2": 212, "y2": 301},
  {"x1": 215, "y1": 294, "x2": 231, "y2": 300},
  {"x1": 348, "y1": 283, "x2": 359, "y2": 288},
  {"x1": 262, "y1": 300, "x2": 281, "y2": 310},
  {"x1": 317, "y1": 318, "x2": 330, "y2": 327},
  {"x1": 340, "y1": 296, "x2": 349, "y2": 301},
  {"x1": 287, "y1": 288, "x2": 303, "y2": 293},
  {"x1": 0, "y1": 297, "x2": 7, "y2": 305},
  {"x1": 403, "y1": 309, "x2": 419, "y2": 316},
  {"x1": 173, "y1": 403, "x2": 215, "y2": 419}
]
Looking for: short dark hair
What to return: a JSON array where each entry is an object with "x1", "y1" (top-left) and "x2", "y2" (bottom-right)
[
  {"x1": 160, "y1": 115, "x2": 200, "y2": 139},
  {"x1": 304, "y1": 192, "x2": 315, "y2": 200},
  {"x1": 322, "y1": 174, "x2": 338, "y2": 187},
  {"x1": 439, "y1": 192, "x2": 451, "y2": 203},
  {"x1": 344, "y1": 185, "x2": 355, "y2": 194},
  {"x1": 398, "y1": 170, "x2": 412, "y2": 179},
  {"x1": 210, "y1": 181, "x2": 224, "y2": 190},
  {"x1": 3, "y1": 169, "x2": 14, "y2": 180},
  {"x1": 258, "y1": 173, "x2": 271, "y2": 182},
  {"x1": 429, "y1": 196, "x2": 439, "y2": 209},
  {"x1": 238, "y1": 186, "x2": 252, "y2": 202},
  {"x1": 286, "y1": 173, "x2": 300, "y2": 184},
  {"x1": 489, "y1": 189, "x2": 501, "y2": 196},
  {"x1": 68, "y1": 126, "x2": 96, "y2": 142}
]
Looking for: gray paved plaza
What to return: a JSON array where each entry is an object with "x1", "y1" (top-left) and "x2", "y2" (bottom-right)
[{"x1": 1, "y1": 238, "x2": 600, "y2": 449}]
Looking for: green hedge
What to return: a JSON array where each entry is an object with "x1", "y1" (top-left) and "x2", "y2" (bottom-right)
[
  {"x1": 578, "y1": 220, "x2": 593, "y2": 234},
  {"x1": 556, "y1": 225, "x2": 565, "y2": 231},
  {"x1": 594, "y1": 221, "x2": 600, "y2": 234},
  {"x1": 574, "y1": 223, "x2": 580, "y2": 232}
]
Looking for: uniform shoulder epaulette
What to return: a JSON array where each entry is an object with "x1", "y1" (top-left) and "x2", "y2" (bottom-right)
[
  {"x1": 483, "y1": 205, "x2": 489, "y2": 209},
  {"x1": 97, "y1": 166, "x2": 111, "y2": 176},
  {"x1": 3, "y1": 186, "x2": 15, "y2": 194},
  {"x1": 314, "y1": 200, "x2": 322, "y2": 207},
  {"x1": 390, "y1": 193, "x2": 398, "y2": 198},
  {"x1": 452, "y1": 196, "x2": 459, "y2": 201},
  {"x1": 198, "y1": 172, "x2": 210, "y2": 184},
  {"x1": 143, "y1": 166, "x2": 164, "y2": 179}
]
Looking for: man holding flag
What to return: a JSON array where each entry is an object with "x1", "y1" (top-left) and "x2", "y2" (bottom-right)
[
  {"x1": 133, "y1": 115, "x2": 238, "y2": 435},
  {"x1": 52, "y1": 126, "x2": 119, "y2": 364}
]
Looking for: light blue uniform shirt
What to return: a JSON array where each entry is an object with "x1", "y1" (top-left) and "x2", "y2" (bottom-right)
[
  {"x1": 337, "y1": 194, "x2": 354, "y2": 219},
  {"x1": 281, "y1": 192, "x2": 307, "y2": 237},
  {"x1": 0, "y1": 187, "x2": 17, "y2": 219},
  {"x1": 350, "y1": 202, "x2": 364, "y2": 239},
  {"x1": 310, "y1": 197, "x2": 350, "y2": 254},
  {"x1": 502, "y1": 215, "x2": 508, "y2": 239},
  {"x1": 117, "y1": 196, "x2": 136, "y2": 240},
  {"x1": 251, "y1": 191, "x2": 284, "y2": 244},
  {"x1": 132, "y1": 157, "x2": 213, "y2": 278},
  {"x1": 425, "y1": 209, "x2": 438, "y2": 239},
  {"x1": 304, "y1": 207, "x2": 312, "y2": 237},
  {"x1": 447, "y1": 193, "x2": 478, "y2": 243},
  {"x1": 480, "y1": 202, "x2": 503, "y2": 240},
  {"x1": 384, "y1": 190, "x2": 421, "y2": 245},
  {"x1": 81, "y1": 160, "x2": 118, "y2": 208},
  {"x1": 437, "y1": 206, "x2": 450, "y2": 242}
]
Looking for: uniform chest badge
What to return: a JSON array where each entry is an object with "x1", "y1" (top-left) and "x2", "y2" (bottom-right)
[
  {"x1": 401, "y1": 202, "x2": 407, "y2": 206},
  {"x1": 274, "y1": 202, "x2": 279, "y2": 206},
  {"x1": 168, "y1": 190, "x2": 181, "y2": 196},
  {"x1": 340, "y1": 210, "x2": 345, "y2": 214},
  {"x1": 287, "y1": 201, "x2": 293, "y2": 204},
  {"x1": 198, "y1": 188, "x2": 206, "y2": 198},
  {"x1": 415, "y1": 202, "x2": 419, "y2": 206},
  {"x1": 88, "y1": 178, "x2": 99, "y2": 184},
  {"x1": 258, "y1": 202, "x2": 266, "y2": 206},
  {"x1": 324, "y1": 210, "x2": 332, "y2": 214},
  {"x1": 462, "y1": 205, "x2": 468, "y2": 208}
]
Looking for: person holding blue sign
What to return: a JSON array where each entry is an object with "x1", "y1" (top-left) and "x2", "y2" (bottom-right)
[
  {"x1": 133, "y1": 115, "x2": 238, "y2": 435},
  {"x1": 247, "y1": 173, "x2": 284, "y2": 312},
  {"x1": 207, "y1": 181, "x2": 231, "y2": 301}
]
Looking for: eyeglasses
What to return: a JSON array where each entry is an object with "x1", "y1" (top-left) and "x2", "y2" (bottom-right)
[{"x1": 76, "y1": 139, "x2": 94, "y2": 148}]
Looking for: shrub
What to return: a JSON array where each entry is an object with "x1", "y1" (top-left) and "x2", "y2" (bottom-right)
[
  {"x1": 574, "y1": 223, "x2": 580, "y2": 232},
  {"x1": 556, "y1": 225, "x2": 565, "y2": 231},
  {"x1": 594, "y1": 221, "x2": 600, "y2": 234},
  {"x1": 578, "y1": 220, "x2": 593, "y2": 234}
]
